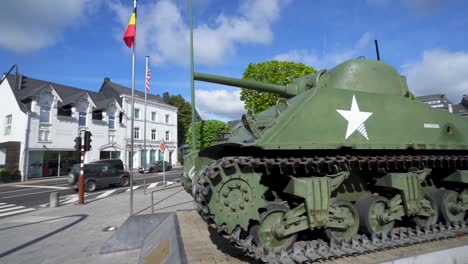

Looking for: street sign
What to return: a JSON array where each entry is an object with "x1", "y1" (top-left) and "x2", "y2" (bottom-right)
[{"x1": 159, "y1": 142, "x2": 165, "y2": 152}]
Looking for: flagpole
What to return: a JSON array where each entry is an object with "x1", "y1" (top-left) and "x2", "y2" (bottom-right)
[
  {"x1": 143, "y1": 55, "x2": 149, "y2": 195},
  {"x1": 189, "y1": 0, "x2": 196, "y2": 150},
  {"x1": 129, "y1": 0, "x2": 137, "y2": 216}
]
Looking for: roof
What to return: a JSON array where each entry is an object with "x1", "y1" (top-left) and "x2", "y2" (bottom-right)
[
  {"x1": 4, "y1": 74, "x2": 175, "y2": 114},
  {"x1": 99, "y1": 78, "x2": 171, "y2": 107},
  {"x1": 5, "y1": 74, "x2": 109, "y2": 113}
]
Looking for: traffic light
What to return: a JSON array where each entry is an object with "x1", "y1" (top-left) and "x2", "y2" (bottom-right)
[
  {"x1": 84, "y1": 131, "x2": 92, "y2": 151},
  {"x1": 74, "y1": 136, "x2": 82, "y2": 152}
]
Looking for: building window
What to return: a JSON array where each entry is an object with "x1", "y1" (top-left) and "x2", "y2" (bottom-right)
[
  {"x1": 100, "y1": 151, "x2": 120, "y2": 159},
  {"x1": 39, "y1": 128, "x2": 50, "y2": 141},
  {"x1": 165, "y1": 131, "x2": 170, "y2": 141},
  {"x1": 40, "y1": 106, "x2": 51, "y2": 123},
  {"x1": 119, "y1": 112, "x2": 123, "y2": 124},
  {"x1": 134, "y1": 127, "x2": 140, "y2": 139},
  {"x1": 79, "y1": 112, "x2": 87, "y2": 126},
  {"x1": 151, "y1": 129, "x2": 156, "y2": 140},
  {"x1": 134, "y1": 108, "x2": 140, "y2": 119},
  {"x1": 151, "y1": 112, "x2": 156, "y2": 122},
  {"x1": 108, "y1": 115, "x2": 115, "y2": 129},
  {"x1": 92, "y1": 111, "x2": 103, "y2": 120},
  {"x1": 108, "y1": 134, "x2": 116, "y2": 143},
  {"x1": 165, "y1": 114, "x2": 169, "y2": 124},
  {"x1": 4, "y1": 115, "x2": 12, "y2": 135}
]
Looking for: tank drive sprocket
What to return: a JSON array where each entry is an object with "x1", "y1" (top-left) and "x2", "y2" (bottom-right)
[{"x1": 197, "y1": 159, "x2": 269, "y2": 234}]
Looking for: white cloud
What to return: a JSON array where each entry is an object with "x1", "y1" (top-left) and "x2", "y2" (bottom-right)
[
  {"x1": 367, "y1": 0, "x2": 450, "y2": 15},
  {"x1": 109, "y1": 0, "x2": 286, "y2": 66},
  {"x1": 274, "y1": 50, "x2": 320, "y2": 67},
  {"x1": 273, "y1": 32, "x2": 372, "y2": 69},
  {"x1": 0, "y1": 0, "x2": 97, "y2": 52},
  {"x1": 402, "y1": 49, "x2": 468, "y2": 102},
  {"x1": 195, "y1": 89, "x2": 245, "y2": 121}
]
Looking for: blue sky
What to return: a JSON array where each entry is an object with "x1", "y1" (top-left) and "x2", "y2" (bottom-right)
[{"x1": 1, "y1": 0, "x2": 467, "y2": 121}]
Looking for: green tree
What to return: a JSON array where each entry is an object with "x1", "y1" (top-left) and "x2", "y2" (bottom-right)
[
  {"x1": 168, "y1": 95, "x2": 192, "y2": 147},
  {"x1": 240, "y1": 60, "x2": 315, "y2": 112},
  {"x1": 186, "y1": 120, "x2": 231, "y2": 149}
]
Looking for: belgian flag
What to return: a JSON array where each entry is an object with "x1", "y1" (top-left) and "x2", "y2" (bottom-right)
[{"x1": 123, "y1": 6, "x2": 136, "y2": 48}]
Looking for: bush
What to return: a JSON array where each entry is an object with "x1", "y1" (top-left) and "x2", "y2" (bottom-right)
[{"x1": 0, "y1": 170, "x2": 21, "y2": 183}]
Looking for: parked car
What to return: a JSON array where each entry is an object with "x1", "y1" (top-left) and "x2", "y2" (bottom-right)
[
  {"x1": 138, "y1": 161, "x2": 171, "y2": 174},
  {"x1": 68, "y1": 159, "x2": 129, "y2": 192}
]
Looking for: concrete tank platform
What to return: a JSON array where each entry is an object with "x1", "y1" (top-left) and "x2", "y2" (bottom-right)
[{"x1": 101, "y1": 210, "x2": 468, "y2": 264}]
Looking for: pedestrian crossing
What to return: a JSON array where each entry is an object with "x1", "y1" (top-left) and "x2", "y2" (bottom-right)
[
  {"x1": 38, "y1": 181, "x2": 176, "y2": 207},
  {"x1": 0, "y1": 202, "x2": 35, "y2": 218}
]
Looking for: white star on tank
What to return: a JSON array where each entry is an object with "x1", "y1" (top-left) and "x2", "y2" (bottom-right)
[{"x1": 336, "y1": 95, "x2": 373, "y2": 140}]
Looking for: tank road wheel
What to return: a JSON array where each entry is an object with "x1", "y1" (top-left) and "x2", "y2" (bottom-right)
[
  {"x1": 356, "y1": 195, "x2": 395, "y2": 236},
  {"x1": 206, "y1": 162, "x2": 269, "y2": 234},
  {"x1": 429, "y1": 189, "x2": 466, "y2": 222},
  {"x1": 413, "y1": 193, "x2": 439, "y2": 227},
  {"x1": 325, "y1": 199, "x2": 359, "y2": 242},
  {"x1": 250, "y1": 203, "x2": 297, "y2": 253}
]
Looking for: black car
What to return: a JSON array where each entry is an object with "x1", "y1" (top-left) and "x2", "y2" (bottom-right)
[
  {"x1": 138, "y1": 161, "x2": 171, "y2": 174},
  {"x1": 68, "y1": 159, "x2": 129, "y2": 192}
]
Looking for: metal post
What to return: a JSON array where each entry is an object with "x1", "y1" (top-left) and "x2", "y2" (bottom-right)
[
  {"x1": 57, "y1": 152, "x2": 61, "y2": 177},
  {"x1": 143, "y1": 55, "x2": 149, "y2": 195},
  {"x1": 151, "y1": 191, "x2": 154, "y2": 214},
  {"x1": 129, "y1": 0, "x2": 137, "y2": 216},
  {"x1": 189, "y1": 0, "x2": 196, "y2": 150},
  {"x1": 162, "y1": 148, "x2": 166, "y2": 187},
  {"x1": 78, "y1": 131, "x2": 85, "y2": 204}
]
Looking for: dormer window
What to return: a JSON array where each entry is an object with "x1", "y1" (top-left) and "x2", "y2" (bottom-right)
[
  {"x1": 40, "y1": 106, "x2": 51, "y2": 123},
  {"x1": 79, "y1": 112, "x2": 87, "y2": 126},
  {"x1": 108, "y1": 115, "x2": 115, "y2": 129}
]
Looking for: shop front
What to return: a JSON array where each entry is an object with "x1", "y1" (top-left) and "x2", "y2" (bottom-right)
[{"x1": 28, "y1": 150, "x2": 79, "y2": 178}]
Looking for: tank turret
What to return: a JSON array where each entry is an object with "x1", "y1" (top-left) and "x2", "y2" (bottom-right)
[{"x1": 194, "y1": 58, "x2": 410, "y2": 99}]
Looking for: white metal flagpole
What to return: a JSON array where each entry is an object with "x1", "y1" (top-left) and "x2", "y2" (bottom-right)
[
  {"x1": 143, "y1": 56, "x2": 149, "y2": 195},
  {"x1": 129, "y1": 0, "x2": 137, "y2": 215}
]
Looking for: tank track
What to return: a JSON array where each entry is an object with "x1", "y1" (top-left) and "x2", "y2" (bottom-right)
[{"x1": 194, "y1": 155, "x2": 468, "y2": 263}]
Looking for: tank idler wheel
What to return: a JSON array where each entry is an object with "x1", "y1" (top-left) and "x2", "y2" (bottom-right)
[
  {"x1": 250, "y1": 203, "x2": 297, "y2": 253},
  {"x1": 413, "y1": 193, "x2": 439, "y2": 227},
  {"x1": 429, "y1": 189, "x2": 466, "y2": 223},
  {"x1": 356, "y1": 195, "x2": 395, "y2": 236},
  {"x1": 325, "y1": 199, "x2": 359, "y2": 242}
]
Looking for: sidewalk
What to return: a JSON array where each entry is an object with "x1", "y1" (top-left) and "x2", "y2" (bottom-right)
[{"x1": 0, "y1": 184, "x2": 195, "y2": 264}]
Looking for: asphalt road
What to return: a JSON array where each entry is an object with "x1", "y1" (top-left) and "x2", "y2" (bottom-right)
[{"x1": 0, "y1": 168, "x2": 182, "y2": 216}]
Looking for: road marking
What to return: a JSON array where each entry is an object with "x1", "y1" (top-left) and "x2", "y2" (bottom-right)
[
  {"x1": 62, "y1": 196, "x2": 79, "y2": 205},
  {"x1": 126, "y1": 185, "x2": 141, "y2": 192},
  {"x1": 0, "y1": 206, "x2": 25, "y2": 213},
  {"x1": 0, "y1": 203, "x2": 5, "y2": 205},
  {"x1": 148, "y1": 182, "x2": 158, "y2": 188},
  {"x1": 96, "y1": 190, "x2": 117, "y2": 199},
  {"x1": 0, "y1": 208, "x2": 35, "y2": 217},
  {"x1": 0, "y1": 204, "x2": 16, "y2": 209},
  {"x1": 14, "y1": 184, "x2": 71, "y2": 190},
  {"x1": 1, "y1": 189, "x2": 61, "y2": 199}
]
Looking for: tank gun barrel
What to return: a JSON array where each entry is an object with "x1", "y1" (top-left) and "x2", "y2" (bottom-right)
[{"x1": 193, "y1": 72, "x2": 297, "y2": 98}]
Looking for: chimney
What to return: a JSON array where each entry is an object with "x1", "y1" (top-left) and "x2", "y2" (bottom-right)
[
  {"x1": 104, "y1": 77, "x2": 110, "y2": 82},
  {"x1": 163, "y1": 92, "x2": 169, "y2": 103}
]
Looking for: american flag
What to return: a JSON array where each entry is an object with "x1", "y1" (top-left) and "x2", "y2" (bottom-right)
[{"x1": 145, "y1": 59, "x2": 151, "y2": 92}]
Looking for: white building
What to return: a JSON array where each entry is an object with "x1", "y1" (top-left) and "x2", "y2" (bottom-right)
[{"x1": 0, "y1": 73, "x2": 178, "y2": 181}]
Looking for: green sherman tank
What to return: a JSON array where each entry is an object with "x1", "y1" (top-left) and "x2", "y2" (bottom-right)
[{"x1": 185, "y1": 58, "x2": 468, "y2": 262}]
